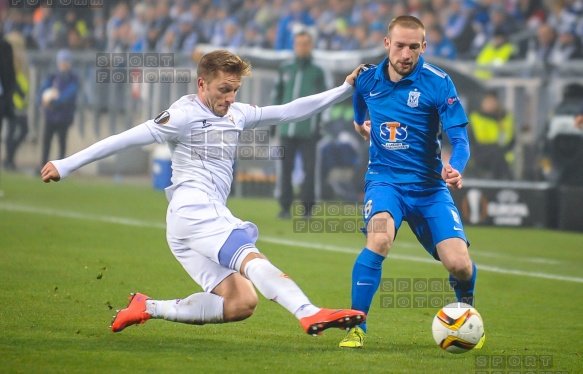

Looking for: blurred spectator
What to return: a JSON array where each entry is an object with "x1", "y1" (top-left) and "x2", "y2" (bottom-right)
[
  {"x1": 520, "y1": 22, "x2": 556, "y2": 66},
  {"x1": 221, "y1": 18, "x2": 244, "y2": 48},
  {"x1": 90, "y1": 11, "x2": 107, "y2": 51},
  {"x1": 471, "y1": 4, "x2": 517, "y2": 57},
  {"x1": 425, "y1": 25, "x2": 458, "y2": 60},
  {"x1": 419, "y1": 10, "x2": 439, "y2": 32},
  {"x1": 208, "y1": 8, "x2": 230, "y2": 47},
  {"x1": 242, "y1": 22, "x2": 267, "y2": 48},
  {"x1": 146, "y1": 1, "x2": 172, "y2": 51},
  {"x1": 274, "y1": 0, "x2": 314, "y2": 50},
  {"x1": 318, "y1": 104, "x2": 362, "y2": 201},
  {"x1": 468, "y1": 91, "x2": 515, "y2": 180},
  {"x1": 130, "y1": 3, "x2": 149, "y2": 47},
  {"x1": 273, "y1": 31, "x2": 328, "y2": 219},
  {"x1": 161, "y1": 13, "x2": 203, "y2": 53},
  {"x1": 329, "y1": 20, "x2": 360, "y2": 51},
  {"x1": 3, "y1": 9, "x2": 33, "y2": 45},
  {"x1": 38, "y1": 49, "x2": 79, "y2": 167},
  {"x1": 106, "y1": 3, "x2": 130, "y2": 51},
  {"x1": 548, "y1": 25, "x2": 583, "y2": 64},
  {"x1": 32, "y1": 8, "x2": 56, "y2": 50},
  {"x1": 0, "y1": 30, "x2": 17, "y2": 170},
  {"x1": 474, "y1": 27, "x2": 516, "y2": 79},
  {"x1": 351, "y1": 24, "x2": 371, "y2": 50},
  {"x1": 53, "y1": 9, "x2": 88, "y2": 49},
  {"x1": 508, "y1": 0, "x2": 547, "y2": 30},
  {"x1": 235, "y1": 0, "x2": 262, "y2": 26},
  {"x1": 4, "y1": 32, "x2": 28, "y2": 171},
  {"x1": 544, "y1": 83, "x2": 583, "y2": 186},
  {"x1": 546, "y1": 0, "x2": 580, "y2": 33},
  {"x1": 253, "y1": 0, "x2": 285, "y2": 30},
  {"x1": 442, "y1": 0, "x2": 475, "y2": 58}
]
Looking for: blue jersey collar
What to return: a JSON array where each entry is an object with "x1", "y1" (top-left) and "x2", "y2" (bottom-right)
[{"x1": 375, "y1": 55, "x2": 425, "y2": 84}]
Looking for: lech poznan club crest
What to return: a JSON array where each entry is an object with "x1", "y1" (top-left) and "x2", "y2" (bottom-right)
[{"x1": 407, "y1": 91, "x2": 421, "y2": 108}]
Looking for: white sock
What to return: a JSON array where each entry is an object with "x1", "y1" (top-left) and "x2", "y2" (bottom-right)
[
  {"x1": 244, "y1": 258, "x2": 320, "y2": 319},
  {"x1": 146, "y1": 293, "x2": 224, "y2": 325}
]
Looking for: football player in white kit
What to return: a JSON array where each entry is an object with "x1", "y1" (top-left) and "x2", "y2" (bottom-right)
[{"x1": 41, "y1": 50, "x2": 366, "y2": 336}]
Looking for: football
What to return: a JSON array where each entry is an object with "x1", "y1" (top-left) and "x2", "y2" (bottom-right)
[{"x1": 431, "y1": 302, "x2": 484, "y2": 354}]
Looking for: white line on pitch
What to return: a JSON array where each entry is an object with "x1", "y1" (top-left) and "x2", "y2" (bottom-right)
[{"x1": 1, "y1": 202, "x2": 581, "y2": 284}]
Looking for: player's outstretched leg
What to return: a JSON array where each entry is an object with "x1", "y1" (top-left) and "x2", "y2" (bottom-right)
[
  {"x1": 243, "y1": 256, "x2": 365, "y2": 336},
  {"x1": 111, "y1": 292, "x2": 226, "y2": 332}
]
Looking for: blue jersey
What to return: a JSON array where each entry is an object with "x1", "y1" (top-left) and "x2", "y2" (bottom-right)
[{"x1": 354, "y1": 56, "x2": 468, "y2": 184}]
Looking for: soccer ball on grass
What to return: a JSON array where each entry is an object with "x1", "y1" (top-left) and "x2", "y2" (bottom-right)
[{"x1": 431, "y1": 302, "x2": 484, "y2": 354}]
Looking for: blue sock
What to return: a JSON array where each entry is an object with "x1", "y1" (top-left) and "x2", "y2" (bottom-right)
[
  {"x1": 351, "y1": 248, "x2": 385, "y2": 333},
  {"x1": 449, "y1": 262, "x2": 477, "y2": 306}
]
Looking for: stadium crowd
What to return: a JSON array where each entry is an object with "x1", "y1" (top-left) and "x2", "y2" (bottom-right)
[{"x1": 1, "y1": 0, "x2": 582, "y2": 61}]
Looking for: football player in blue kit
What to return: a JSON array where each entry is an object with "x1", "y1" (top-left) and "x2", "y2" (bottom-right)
[{"x1": 339, "y1": 15, "x2": 484, "y2": 349}]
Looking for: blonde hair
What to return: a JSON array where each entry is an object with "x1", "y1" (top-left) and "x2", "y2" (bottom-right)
[
  {"x1": 387, "y1": 15, "x2": 426, "y2": 41},
  {"x1": 197, "y1": 50, "x2": 252, "y2": 82}
]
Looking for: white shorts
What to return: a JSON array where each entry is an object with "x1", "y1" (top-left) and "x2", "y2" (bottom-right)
[{"x1": 165, "y1": 185, "x2": 259, "y2": 292}]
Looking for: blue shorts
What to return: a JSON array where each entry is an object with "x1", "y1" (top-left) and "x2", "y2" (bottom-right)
[{"x1": 362, "y1": 180, "x2": 469, "y2": 260}]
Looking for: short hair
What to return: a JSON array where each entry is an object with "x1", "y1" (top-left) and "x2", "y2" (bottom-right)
[
  {"x1": 294, "y1": 30, "x2": 313, "y2": 41},
  {"x1": 387, "y1": 15, "x2": 426, "y2": 40},
  {"x1": 197, "y1": 50, "x2": 252, "y2": 82}
]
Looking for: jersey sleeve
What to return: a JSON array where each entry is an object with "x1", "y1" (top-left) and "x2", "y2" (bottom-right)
[
  {"x1": 445, "y1": 125, "x2": 470, "y2": 173},
  {"x1": 145, "y1": 107, "x2": 189, "y2": 143},
  {"x1": 353, "y1": 91, "x2": 368, "y2": 125},
  {"x1": 242, "y1": 82, "x2": 354, "y2": 129},
  {"x1": 437, "y1": 76, "x2": 469, "y2": 130},
  {"x1": 52, "y1": 123, "x2": 157, "y2": 179}
]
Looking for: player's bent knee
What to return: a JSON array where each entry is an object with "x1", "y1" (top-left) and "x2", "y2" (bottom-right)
[
  {"x1": 366, "y1": 232, "x2": 393, "y2": 255},
  {"x1": 223, "y1": 293, "x2": 258, "y2": 322},
  {"x1": 447, "y1": 259, "x2": 473, "y2": 280}
]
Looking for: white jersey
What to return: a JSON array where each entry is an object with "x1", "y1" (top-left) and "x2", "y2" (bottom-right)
[{"x1": 145, "y1": 95, "x2": 266, "y2": 204}]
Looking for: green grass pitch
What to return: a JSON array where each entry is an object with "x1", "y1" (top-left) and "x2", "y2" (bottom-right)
[{"x1": 1, "y1": 173, "x2": 582, "y2": 373}]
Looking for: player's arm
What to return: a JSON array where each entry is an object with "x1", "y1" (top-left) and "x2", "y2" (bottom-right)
[
  {"x1": 41, "y1": 124, "x2": 157, "y2": 183},
  {"x1": 248, "y1": 65, "x2": 363, "y2": 128},
  {"x1": 442, "y1": 125, "x2": 470, "y2": 189},
  {"x1": 353, "y1": 91, "x2": 370, "y2": 140}
]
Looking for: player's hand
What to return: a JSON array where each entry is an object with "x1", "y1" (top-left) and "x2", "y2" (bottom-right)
[
  {"x1": 41, "y1": 162, "x2": 61, "y2": 183},
  {"x1": 345, "y1": 64, "x2": 366, "y2": 86},
  {"x1": 354, "y1": 120, "x2": 371, "y2": 141},
  {"x1": 575, "y1": 114, "x2": 583, "y2": 129},
  {"x1": 441, "y1": 164, "x2": 462, "y2": 189}
]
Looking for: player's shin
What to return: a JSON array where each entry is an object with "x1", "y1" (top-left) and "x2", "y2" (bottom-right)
[
  {"x1": 449, "y1": 261, "x2": 477, "y2": 306},
  {"x1": 351, "y1": 248, "x2": 385, "y2": 332},
  {"x1": 244, "y1": 257, "x2": 320, "y2": 319},
  {"x1": 146, "y1": 293, "x2": 224, "y2": 324}
]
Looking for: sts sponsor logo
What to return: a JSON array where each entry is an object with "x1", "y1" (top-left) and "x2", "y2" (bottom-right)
[{"x1": 379, "y1": 122, "x2": 409, "y2": 150}]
